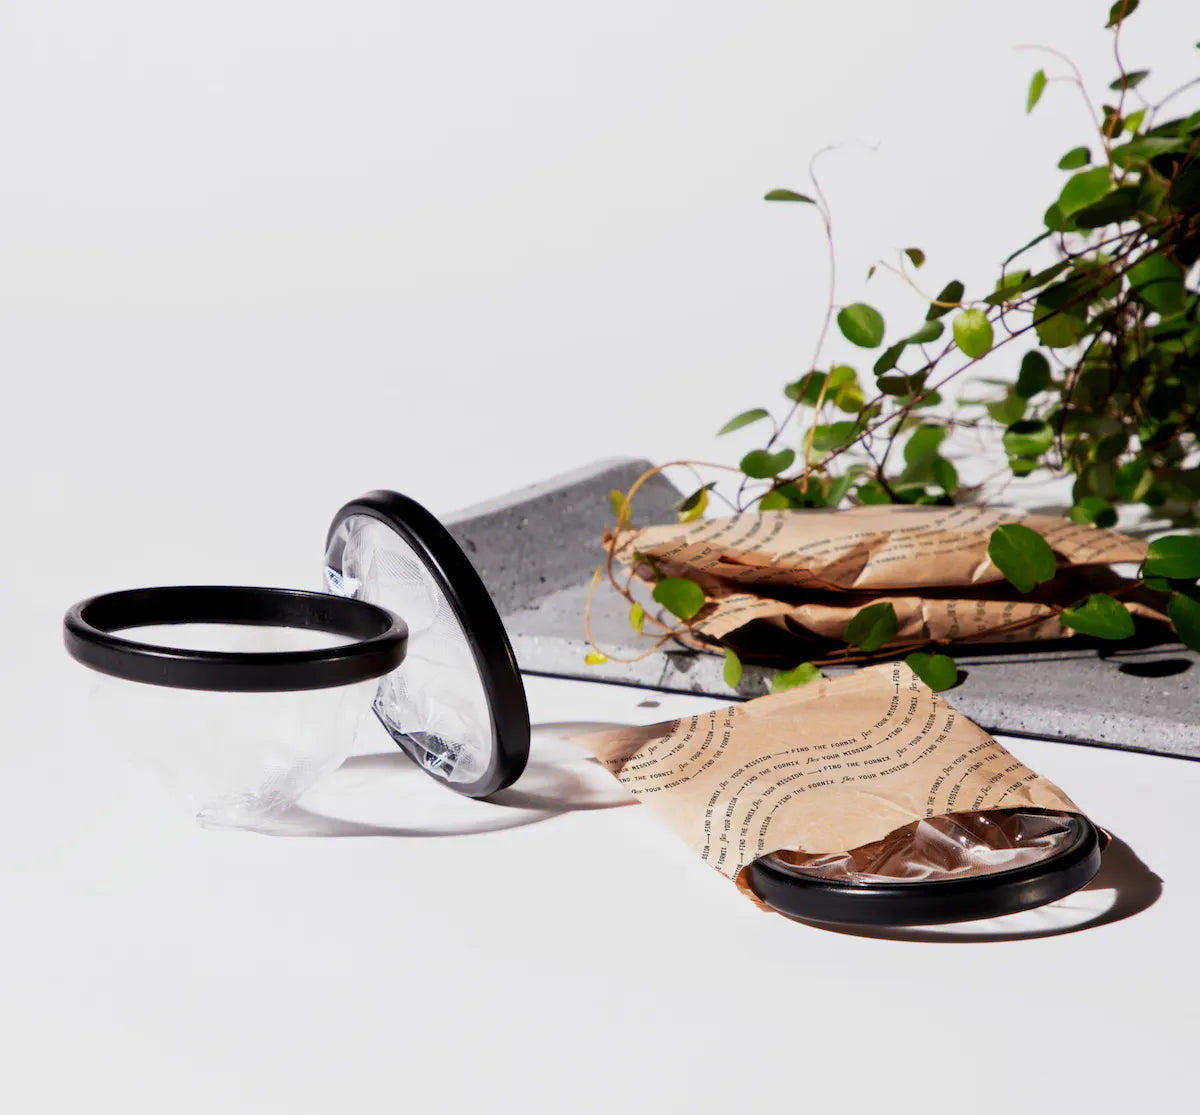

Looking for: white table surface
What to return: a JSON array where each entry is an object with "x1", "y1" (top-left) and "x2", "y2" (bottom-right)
[
  {"x1": 7, "y1": 656, "x2": 1200, "y2": 1114},
  {"x1": 3, "y1": 461, "x2": 1198, "y2": 1115}
]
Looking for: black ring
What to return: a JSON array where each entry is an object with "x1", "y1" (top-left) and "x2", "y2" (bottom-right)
[
  {"x1": 326, "y1": 491, "x2": 530, "y2": 799},
  {"x1": 742, "y1": 813, "x2": 1103, "y2": 926},
  {"x1": 63, "y1": 586, "x2": 409, "y2": 692}
]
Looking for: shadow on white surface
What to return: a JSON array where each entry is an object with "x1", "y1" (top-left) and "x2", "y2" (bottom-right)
[
  {"x1": 788, "y1": 834, "x2": 1162, "y2": 944},
  {"x1": 258, "y1": 720, "x2": 633, "y2": 837}
]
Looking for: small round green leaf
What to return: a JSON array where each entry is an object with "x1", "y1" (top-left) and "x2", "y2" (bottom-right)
[
  {"x1": 1168, "y1": 162, "x2": 1200, "y2": 209},
  {"x1": 1016, "y1": 351, "x2": 1052, "y2": 397},
  {"x1": 902, "y1": 424, "x2": 946, "y2": 472},
  {"x1": 827, "y1": 365, "x2": 857, "y2": 389},
  {"x1": 1069, "y1": 496, "x2": 1118, "y2": 528},
  {"x1": 629, "y1": 602, "x2": 645, "y2": 633},
  {"x1": 905, "y1": 320, "x2": 945, "y2": 345},
  {"x1": 1057, "y1": 146, "x2": 1091, "y2": 170},
  {"x1": 723, "y1": 647, "x2": 743, "y2": 688},
  {"x1": 1081, "y1": 461, "x2": 1118, "y2": 500},
  {"x1": 877, "y1": 375, "x2": 920, "y2": 396},
  {"x1": 765, "y1": 188, "x2": 815, "y2": 203},
  {"x1": 771, "y1": 662, "x2": 822, "y2": 692},
  {"x1": 652, "y1": 577, "x2": 706, "y2": 622},
  {"x1": 988, "y1": 523, "x2": 1058, "y2": 593},
  {"x1": 932, "y1": 457, "x2": 959, "y2": 494},
  {"x1": 1058, "y1": 168, "x2": 1112, "y2": 216},
  {"x1": 1126, "y1": 255, "x2": 1186, "y2": 315},
  {"x1": 1168, "y1": 590, "x2": 1200, "y2": 653},
  {"x1": 854, "y1": 481, "x2": 891, "y2": 505},
  {"x1": 1002, "y1": 420, "x2": 1054, "y2": 458},
  {"x1": 677, "y1": 484, "x2": 713, "y2": 522},
  {"x1": 1113, "y1": 137, "x2": 1187, "y2": 169},
  {"x1": 987, "y1": 270, "x2": 1031, "y2": 304},
  {"x1": 1122, "y1": 107, "x2": 1146, "y2": 134},
  {"x1": 740, "y1": 447, "x2": 796, "y2": 479},
  {"x1": 822, "y1": 470, "x2": 862, "y2": 509},
  {"x1": 988, "y1": 391, "x2": 1027, "y2": 425},
  {"x1": 1144, "y1": 535, "x2": 1200, "y2": 580},
  {"x1": 1110, "y1": 69, "x2": 1149, "y2": 91},
  {"x1": 844, "y1": 601, "x2": 898, "y2": 652},
  {"x1": 952, "y1": 309, "x2": 994, "y2": 359},
  {"x1": 809, "y1": 421, "x2": 858, "y2": 453},
  {"x1": 1094, "y1": 433, "x2": 1129, "y2": 464},
  {"x1": 926, "y1": 280, "x2": 965, "y2": 321},
  {"x1": 1060, "y1": 593, "x2": 1135, "y2": 640},
  {"x1": 1114, "y1": 460, "x2": 1152, "y2": 503},
  {"x1": 904, "y1": 247, "x2": 926, "y2": 269},
  {"x1": 1034, "y1": 285, "x2": 1087, "y2": 349},
  {"x1": 1027, "y1": 70, "x2": 1047, "y2": 113},
  {"x1": 1024, "y1": 261, "x2": 1072, "y2": 290},
  {"x1": 785, "y1": 371, "x2": 825, "y2": 404},
  {"x1": 837, "y1": 303, "x2": 886, "y2": 348},
  {"x1": 1073, "y1": 185, "x2": 1141, "y2": 228},
  {"x1": 905, "y1": 652, "x2": 958, "y2": 692},
  {"x1": 834, "y1": 382, "x2": 865, "y2": 413},
  {"x1": 718, "y1": 408, "x2": 771, "y2": 435},
  {"x1": 1107, "y1": 0, "x2": 1139, "y2": 27},
  {"x1": 873, "y1": 343, "x2": 904, "y2": 376},
  {"x1": 585, "y1": 651, "x2": 608, "y2": 665},
  {"x1": 758, "y1": 490, "x2": 791, "y2": 511}
]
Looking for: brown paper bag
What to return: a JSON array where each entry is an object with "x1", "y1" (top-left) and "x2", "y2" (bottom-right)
[
  {"x1": 575, "y1": 662, "x2": 1082, "y2": 883},
  {"x1": 693, "y1": 582, "x2": 1167, "y2": 651},
  {"x1": 615, "y1": 504, "x2": 1147, "y2": 595}
]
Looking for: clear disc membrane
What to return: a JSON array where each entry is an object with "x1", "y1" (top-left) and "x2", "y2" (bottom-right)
[
  {"x1": 768, "y1": 809, "x2": 1080, "y2": 884},
  {"x1": 325, "y1": 514, "x2": 493, "y2": 785}
]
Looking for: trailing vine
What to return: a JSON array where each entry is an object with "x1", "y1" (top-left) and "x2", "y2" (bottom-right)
[{"x1": 588, "y1": 1, "x2": 1200, "y2": 691}]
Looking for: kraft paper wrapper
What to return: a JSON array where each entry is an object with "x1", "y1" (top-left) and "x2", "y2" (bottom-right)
[
  {"x1": 615, "y1": 504, "x2": 1147, "y2": 594},
  {"x1": 694, "y1": 586, "x2": 1166, "y2": 647},
  {"x1": 575, "y1": 662, "x2": 1081, "y2": 883}
]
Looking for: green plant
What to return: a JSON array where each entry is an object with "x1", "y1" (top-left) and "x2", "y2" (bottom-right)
[
  {"x1": 737, "y1": 1, "x2": 1198, "y2": 531},
  {"x1": 590, "y1": 1, "x2": 1200, "y2": 687}
]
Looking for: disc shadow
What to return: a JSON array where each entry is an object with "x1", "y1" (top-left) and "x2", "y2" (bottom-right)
[
  {"x1": 256, "y1": 720, "x2": 632, "y2": 837},
  {"x1": 785, "y1": 833, "x2": 1161, "y2": 943}
]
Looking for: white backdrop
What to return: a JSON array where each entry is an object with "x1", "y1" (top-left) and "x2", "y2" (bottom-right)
[
  {"x1": 5, "y1": 1, "x2": 1192, "y2": 491},
  {"x1": 3, "y1": 6, "x2": 1198, "y2": 1111},
  {"x1": 4, "y1": 2, "x2": 1192, "y2": 596}
]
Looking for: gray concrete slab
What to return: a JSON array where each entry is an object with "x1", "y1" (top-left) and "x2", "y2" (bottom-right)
[{"x1": 446, "y1": 458, "x2": 1198, "y2": 761}]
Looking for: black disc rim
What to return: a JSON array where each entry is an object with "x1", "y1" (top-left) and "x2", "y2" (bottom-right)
[
  {"x1": 742, "y1": 813, "x2": 1103, "y2": 926},
  {"x1": 326, "y1": 490, "x2": 530, "y2": 799},
  {"x1": 63, "y1": 585, "x2": 409, "y2": 693}
]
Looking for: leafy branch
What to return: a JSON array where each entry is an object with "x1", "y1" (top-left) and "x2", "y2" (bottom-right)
[{"x1": 587, "y1": 0, "x2": 1200, "y2": 692}]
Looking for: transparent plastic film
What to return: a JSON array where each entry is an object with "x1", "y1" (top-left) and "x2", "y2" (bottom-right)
[
  {"x1": 768, "y1": 809, "x2": 1079, "y2": 884},
  {"x1": 325, "y1": 515, "x2": 492, "y2": 785},
  {"x1": 82, "y1": 623, "x2": 374, "y2": 831}
]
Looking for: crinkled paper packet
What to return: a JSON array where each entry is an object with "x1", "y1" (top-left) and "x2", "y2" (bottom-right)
[
  {"x1": 696, "y1": 581, "x2": 1167, "y2": 651},
  {"x1": 614, "y1": 504, "x2": 1154, "y2": 651},
  {"x1": 615, "y1": 504, "x2": 1147, "y2": 594},
  {"x1": 575, "y1": 662, "x2": 1084, "y2": 908}
]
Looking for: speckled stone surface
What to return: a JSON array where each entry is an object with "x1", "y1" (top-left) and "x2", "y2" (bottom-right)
[{"x1": 446, "y1": 458, "x2": 1199, "y2": 760}]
